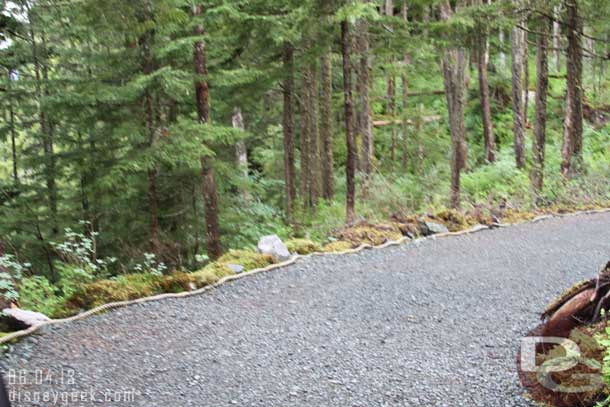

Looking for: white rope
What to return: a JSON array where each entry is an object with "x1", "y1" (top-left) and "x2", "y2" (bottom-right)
[{"x1": 1, "y1": 207, "x2": 608, "y2": 346}]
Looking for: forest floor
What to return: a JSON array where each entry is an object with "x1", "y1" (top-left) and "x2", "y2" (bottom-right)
[{"x1": 2, "y1": 212, "x2": 610, "y2": 406}]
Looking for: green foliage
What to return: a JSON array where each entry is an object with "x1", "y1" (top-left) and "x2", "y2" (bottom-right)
[
  {"x1": 18, "y1": 276, "x2": 64, "y2": 318},
  {"x1": 0, "y1": 254, "x2": 29, "y2": 303},
  {"x1": 461, "y1": 152, "x2": 530, "y2": 203}
]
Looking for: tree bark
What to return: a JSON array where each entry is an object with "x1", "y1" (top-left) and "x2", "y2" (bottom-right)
[
  {"x1": 282, "y1": 42, "x2": 296, "y2": 221},
  {"x1": 39, "y1": 29, "x2": 58, "y2": 237},
  {"x1": 299, "y1": 67, "x2": 311, "y2": 208},
  {"x1": 511, "y1": 19, "x2": 526, "y2": 169},
  {"x1": 477, "y1": 13, "x2": 495, "y2": 163},
  {"x1": 307, "y1": 62, "x2": 320, "y2": 209},
  {"x1": 560, "y1": 0, "x2": 584, "y2": 177},
  {"x1": 193, "y1": 4, "x2": 222, "y2": 259},
  {"x1": 400, "y1": 1, "x2": 410, "y2": 171},
  {"x1": 341, "y1": 20, "x2": 356, "y2": 223},
  {"x1": 522, "y1": 18, "x2": 530, "y2": 127},
  {"x1": 385, "y1": 0, "x2": 397, "y2": 162},
  {"x1": 499, "y1": 30, "x2": 507, "y2": 69},
  {"x1": 7, "y1": 74, "x2": 18, "y2": 183},
  {"x1": 440, "y1": 1, "x2": 467, "y2": 209},
  {"x1": 139, "y1": 8, "x2": 161, "y2": 255},
  {"x1": 320, "y1": 51, "x2": 334, "y2": 200},
  {"x1": 552, "y1": 5, "x2": 561, "y2": 72},
  {"x1": 28, "y1": 11, "x2": 58, "y2": 238},
  {"x1": 531, "y1": 15, "x2": 550, "y2": 198},
  {"x1": 356, "y1": 16, "x2": 373, "y2": 177},
  {"x1": 232, "y1": 108, "x2": 248, "y2": 178}
]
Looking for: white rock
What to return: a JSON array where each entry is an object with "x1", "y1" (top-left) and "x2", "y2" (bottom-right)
[
  {"x1": 3, "y1": 308, "x2": 50, "y2": 327},
  {"x1": 257, "y1": 235, "x2": 291, "y2": 260},
  {"x1": 227, "y1": 264, "x2": 245, "y2": 274}
]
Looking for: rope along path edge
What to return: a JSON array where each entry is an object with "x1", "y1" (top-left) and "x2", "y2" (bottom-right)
[{"x1": 1, "y1": 208, "x2": 608, "y2": 346}]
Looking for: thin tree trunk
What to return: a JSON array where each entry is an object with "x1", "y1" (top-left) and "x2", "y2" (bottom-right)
[
  {"x1": 7, "y1": 79, "x2": 18, "y2": 183},
  {"x1": 499, "y1": 31, "x2": 507, "y2": 69},
  {"x1": 477, "y1": 16, "x2": 495, "y2": 163},
  {"x1": 400, "y1": 1, "x2": 410, "y2": 171},
  {"x1": 28, "y1": 9, "x2": 59, "y2": 240},
  {"x1": 282, "y1": 42, "x2": 296, "y2": 220},
  {"x1": 39, "y1": 29, "x2": 58, "y2": 237},
  {"x1": 139, "y1": 12, "x2": 161, "y2": 255},
  {"x1": 531, "y1": 15, "x2": 550, "y2": 198},
  {"x1": 193, "y1": 4, "x2": 222, "y2": 259},
  {"x1": 357, "y1": 16, "x2": 373, "y2": 177},
  {"x1": 560, "y1": 0, "x2": 583, "y2": 177},
  {"x1": 341, "y1": 20, "x2": 356, "y2": 223},
  {"x1": 385, "y1": 0, "x2": 397, "y2": 163},
  {"x1": 511, "y1": 19, "x2": 526, "y2": 168},
  {"x1": 440, "y1": 1, "x2": 467, "y2": 209},
  {"x1": 232, "y1": 108, "x2": 248, "y2": 178},
  {"x1": 307, "y1": 62, "x2": 320, "y2": 209},
  {"x1": 522, "y1": 20, "x2": 530, "y2": 127},
  {"x1": 320, "y1": 51, "x2": 334, "y2": 200},
  {"x1": 299, "y1": 68, "x2": 311, "y2": 208},
  {"x1": 553, "y1": 5, "x2": 561, "y2": 72}
]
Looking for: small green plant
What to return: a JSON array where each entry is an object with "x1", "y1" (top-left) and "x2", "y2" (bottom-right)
[
  {"x1": 595, "y1": 325, "x2": 610, "y2": 406},
  {"x1": 0, "y1": 254, "x2": 29, "y2": 303},
  {"x1": 132, "y1": 252, "x2": 167, "y2": 275},
  {"x1": 52, "y1": 227, "x2": 117, "y2": 297},
  {"x1": 18, "y1": 276, "x2": 64, "y2": 317}
]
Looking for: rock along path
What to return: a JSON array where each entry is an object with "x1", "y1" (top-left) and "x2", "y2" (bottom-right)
[{"x1": 2, "y1": 212, "x2": 610, "y2": 407}]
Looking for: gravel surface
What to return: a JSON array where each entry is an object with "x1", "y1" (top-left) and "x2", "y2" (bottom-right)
[{"x1": 2, "y1": 212, "x2": 610, "y2": 407}]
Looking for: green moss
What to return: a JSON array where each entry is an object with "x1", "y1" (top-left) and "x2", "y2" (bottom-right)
[
  {"x1": 322, "y1": 241, "x2": 354, "y2": 253},
  {"x1": 217, "y1": 250, "x2": 276, "y2": 270},
  {"x1": 285, "y1": 239, "x2": 321, "y2": 255},
  {"x1": 198, "y1": 262, "x2": 234, "y2": 277},
  {"x1": 335, "y1": 222, "x2": 403, "y2": 247},
  {"x1": 433, "y1": 209, "x2": 475, "y2": 232},
  {"x1": 158, "y1": 272, "x2": 198, "y2": 293},
  {"x1": 192, "y1": 268, "x2": 223, "y2": 286}
]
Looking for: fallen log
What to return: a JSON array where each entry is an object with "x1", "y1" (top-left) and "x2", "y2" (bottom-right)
[{"x1": 518, "y1": 261, "x2": 610, "y2": 407}]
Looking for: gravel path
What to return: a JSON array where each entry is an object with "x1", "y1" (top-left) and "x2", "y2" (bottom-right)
[{"x1": 2, "y1": 212, "x2": 610, "y2": 407}]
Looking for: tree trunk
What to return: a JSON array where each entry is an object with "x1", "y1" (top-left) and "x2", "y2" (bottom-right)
[
  {"x1": 232, "y1": 108, "x2": 248, "y2": 178},
  {"x1": 341, "y1": 20, "x2": 356, "y2": 223},
  {"x1": 320, "y1": 51, "x2": 334, "y2": 200},
  {"x1": 477, "y1": 18, "x2": 495, "y2": 163},
  {"x1": 499, "y1": 31, "x2": 507, "y2": 69},
  {"x1": 7, "y1": 77, "x2": 18, "y2": 183},
  {"x1": 307, "y1": 62, "x2": 320, "y2": 209},
  {"x1": 553, "y1": 5, "x2": 561, "y2": 72},
  {"x1": 560, "y1": 0, "x2": 584, "y2": 177},
  {"x1": 39, "y1": 29, "x2": 58, "y2": 237},
  {"x1": 522, "y1": 18, "x2": 530, "y2": 127},
  {"x1": 356, "y1": 17, "x2": 373, "y2": 177},
  {"x1": 139, "y1": 12, "x2": 161, "y2": 255},
  {"x1": 28, "y1": 13, "x2": 58, "y2": 238},
  {"x1": 193, "y1": 4, "x2": 222, "y2": 259},
  {"x1": 282, "y1": 42, "x2": 296, "y2": 221},
  {"x1": 440, "y1": 1, "x2": 467, "y2": 209},
  {"x1": 400, "y1": 1, "x2": 410, "y2": 171},
  {"x1": 510, "y1": 20, "x2": 526, "y2": 168},
  {"x1": 531, "y1": 15, "x2": 550, "y2": 198},
  {"x1": 385, "y1": 0, "x2": 397, "y2": 163},
  {"x1": 299, "y1": 67, "x2": 311, "y2": 208}
]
